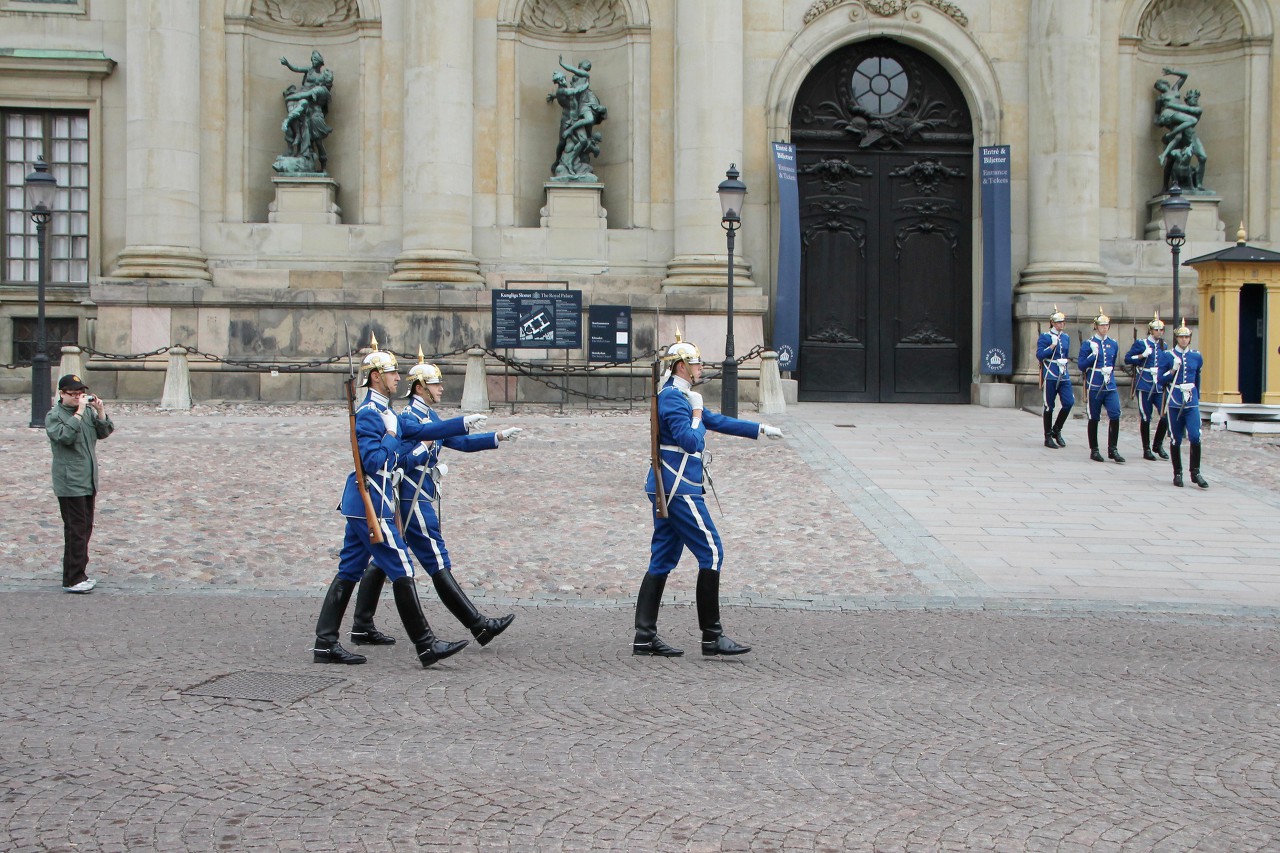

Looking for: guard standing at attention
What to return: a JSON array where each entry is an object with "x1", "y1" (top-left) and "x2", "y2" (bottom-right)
[
  {"x1": 633, "y1": 332, "x2": 785, "y2": 658},
  {"x1": 350, "y1": 350, "x2": 520, "y2": 649},
  {"x1": 1158, "y1": 320, "x2": 1209, "y2": 488},
  {"x1": 1036, "y1": 306, "x2": 1073, "y2": 449},
  {"x1": 1124, "y1": 312, "x2": 1170, "y2": 461},
  {"x1": 1078, "y1": 307, "x2": 1126, "y2": 463},
  {"x1": 311, "y1": 342, "x2": 487, "y2": 667}
]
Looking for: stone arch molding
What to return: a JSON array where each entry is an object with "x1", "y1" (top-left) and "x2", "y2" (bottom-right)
[
  {"x1": 767, "y1": 2, "x2": 1001, "y2": 146},
  {"x1": 1119, "y1": 0, "x2": 1272, "y2": 42},
  {"x1": 224, "y1": 0, "x2": 382, "y2": 28},
  {"x1": 497, "y1": 0, "x2": 650, "y2": 33}
]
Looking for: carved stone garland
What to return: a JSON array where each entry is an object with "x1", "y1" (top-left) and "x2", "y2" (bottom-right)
[{"x1": 803, "y1": 0, "x2": 969, "y2": 28}]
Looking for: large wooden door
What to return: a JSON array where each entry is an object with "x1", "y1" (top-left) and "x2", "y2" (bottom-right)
[{"x1": 792, "y1": 39, "x2": 973, "y2": 403}]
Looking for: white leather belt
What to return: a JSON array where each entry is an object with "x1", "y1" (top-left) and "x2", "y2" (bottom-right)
[
  {"x1": 660, "y1": 444, "x2": 701, "y2": 459},
  {"x1": 1177, "y1": 383, "x2": 1196, "y2": 395}
]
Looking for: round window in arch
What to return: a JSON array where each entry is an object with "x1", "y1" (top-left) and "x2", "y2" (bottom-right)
[{"x1": 851, "y1": 57, "x2": 908, "y2": 115}]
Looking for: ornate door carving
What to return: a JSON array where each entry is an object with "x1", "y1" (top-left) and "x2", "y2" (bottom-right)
[{"x1": 792, "y1": 39, "x2": 973, "y2": 402}]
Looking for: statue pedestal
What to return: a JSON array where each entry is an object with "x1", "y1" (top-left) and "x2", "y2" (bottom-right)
[
  {"x1": 540, "y1": 182, "x2": 606, "y2": 259},
  {"x1": 1145, "y1": 193, "x2": 1225, "y2": 243},
  {"x1": 269, "y1": 176, "x2": 342, "y2": 225},
  {"x1": 540, "y1": 182, "x2": 606, "y2": 230}
]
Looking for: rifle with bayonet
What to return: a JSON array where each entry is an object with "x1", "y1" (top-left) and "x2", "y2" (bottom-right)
[
  {"x1": 345, "y1": 325, "x2": 383, "y2": 544},
  {"x1": 650, "y1": 357, "x2": 668, "y2": 519}
]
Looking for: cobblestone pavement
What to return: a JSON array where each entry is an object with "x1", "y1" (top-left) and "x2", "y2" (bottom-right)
[{"x1": 2, "y1": 398, "x2": 1279, "y2": 851}]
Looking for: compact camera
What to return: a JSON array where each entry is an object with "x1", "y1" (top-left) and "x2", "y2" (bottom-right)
[{"x1": 85, "y1": 395, "x2": 96, "y2": 403}]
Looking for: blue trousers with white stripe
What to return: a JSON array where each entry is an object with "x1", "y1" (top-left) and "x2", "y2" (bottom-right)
[
  {"x1": 335, "y1": 515, "x2": 416, "y2": 582},
  {"x1": 647, "y1": 492, "x2": 724, "y2": 575},
  {"x1": 400, "y1": 498, "x2": 450, "y2": 576}
]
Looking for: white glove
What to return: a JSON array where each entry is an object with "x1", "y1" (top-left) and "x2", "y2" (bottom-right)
[
  {"x1": 380, "y1": 409, "x2": 398, "y2": 435},
  {"x1": 1089, "y1": 340, "x2": 1099, "y2": 355},
  {"x1": 686, "y1": 391, "x2": 704, "y2": 411},
  {"x1": 1170, "y1": 354, "x2": 1182, "y2": 370},
  {"x1": 760, "y1": 424, "x2": 784, "y2": 440},
  {"x1": 498, "y1": 427, "x2": 523, "y2": 442},
  {"x1": 434, "y1": 461, "x2": 449, "y2": 479},
  {"x1": 463, "y1": 413, "x2": 488, "y2": 433},
  {"x1": 1141, "y1": 344, "x2": 1153, "y2": 358}
]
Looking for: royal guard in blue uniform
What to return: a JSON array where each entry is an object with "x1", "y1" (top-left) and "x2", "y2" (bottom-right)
[
  {"x1": 1158, "y1": 320, "x2": 1209, "y2": 488},
  {"x1": 633, "y1": 332, "x2": 786, "y2": 658},
  {"x1": 311, "y1": 341, "x2": 483, "y2": 668},
  {"x1": 1036, "y1": 306, "x2": 1074, "y2": 449},
  {"x1": 1077, "y1": 307, "x2": 1126, "y2": 463},
  {"x1": 1125, "y1": 312, "x2": 1170, "y2": 461},
  {"x1": 349, "y1": 350, "x2": 520, "y2": 648}
]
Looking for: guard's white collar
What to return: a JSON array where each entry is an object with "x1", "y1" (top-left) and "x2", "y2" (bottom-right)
[
  {"x1": 672, "y1": 375, "x2": 692, "y2": 393},
  {"x1": 368, "y1": 390, "x2": 389, "y2": 406}
]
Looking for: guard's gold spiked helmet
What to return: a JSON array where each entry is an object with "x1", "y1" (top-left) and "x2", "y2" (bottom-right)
[
  {"x1": 662, "y1": 327, "x2": 702, "y2": 367},
  {"x1": 1049, "y1": 305, "x2": 1066, "y2": 323},
  {"x1": 358, "y1": 332, "x2": 398, "y2": 387},
  {"x1": 1173, "y1": 317, "x2": 1192, "y2": 337},
  {"x1": 1093, "y1": 306, "x2": 1111, "y2": 327},
  {"x1": 403, "y1": 346, "x2": 443, "y2": 397},
  {"x1": 1148, "y1": 311, "x2": 1165, "y2": 331}
]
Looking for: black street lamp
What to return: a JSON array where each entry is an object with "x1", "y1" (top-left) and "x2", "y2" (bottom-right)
[
  {"x1": 25, "y1": 156, "x2": 58, "y2": 428},
  {"x1": 1161, "y1": 182, "x2": 1191, "y2": 325},
  {"x1": 717, "y1": 164, "x2": 747, "y2": 418}
]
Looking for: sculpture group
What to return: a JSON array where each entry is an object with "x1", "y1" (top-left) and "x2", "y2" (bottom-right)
[
  {"x1": 274, "y1": 50, "x2": 334, "y2": 175},
  {"x1": 547, "y1": 55, "x2": 608, "y2": 181},
  {"x1": 1154, "y1": 67, "x2": 1210, "y2": 194}
]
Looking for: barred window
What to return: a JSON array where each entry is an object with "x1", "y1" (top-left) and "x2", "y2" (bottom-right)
[
  {"x1": 3, "y1": 110, "x2": 90, "y2": 284},
  {"x1": 12, "y1": 316, "x2": 79, "y2": 363}
]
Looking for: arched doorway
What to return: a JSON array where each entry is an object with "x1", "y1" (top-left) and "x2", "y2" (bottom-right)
[{"x1": 791, "y1": 38, "x2": 973, "y2": 402}]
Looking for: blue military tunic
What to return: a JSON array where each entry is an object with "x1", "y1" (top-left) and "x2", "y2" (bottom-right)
[
  {"x1": 396, "y1": 398, "x2": 498, "y2": 576},
  {"x1": 645, "y1": 378, "x2": 760, "y2": 575},
  {"x1": 334, "y1": 389, "x2": 466, "y2": 582},
  {"x1": 1078, "y1": 334, "x2": 1122, "y2": 420},
  {"x1": 1124, "y1": 336, "x2": 1167, "y2": 423},
  {"x1": 1035, "y1": 330, "x2": 1074, "y2": 413},
  {"x1": 1158, "y1": 346, "x2": 1203, "y2": 444}
]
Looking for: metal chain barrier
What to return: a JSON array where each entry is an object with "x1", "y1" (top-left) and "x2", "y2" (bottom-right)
[{"x1": 7, "y1": 341, "x2": 772, "y2": 404}]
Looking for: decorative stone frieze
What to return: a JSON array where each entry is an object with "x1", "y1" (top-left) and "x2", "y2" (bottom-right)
[
  {"x1": 1139, "y1": 0, "x2": 1243, "y2": 47},
  {"x1": 250, "y1": 0, "x2": 357, "y2": 28},
  {"x1": 803, "y1": 0, "x2": 968, "y2": 28},
  {"x1": 519, "y1": 0, "x2": 627, "y2": 35}
]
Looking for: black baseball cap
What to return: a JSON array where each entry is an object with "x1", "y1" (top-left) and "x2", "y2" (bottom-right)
[{"x1": 57, "y1": 374, "x2": 88, "y2": 392}]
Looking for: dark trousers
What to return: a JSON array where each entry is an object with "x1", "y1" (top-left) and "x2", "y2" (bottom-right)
[{"x1": 58, "y1": 493, "x2": 96, "y2": 587}]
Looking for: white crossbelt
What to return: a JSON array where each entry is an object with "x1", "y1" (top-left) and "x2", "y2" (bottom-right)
[{"x1": 659, "y1": 444, "x2": 701, "y2": 458}]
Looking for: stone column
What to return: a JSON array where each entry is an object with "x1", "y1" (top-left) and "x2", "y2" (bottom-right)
[
  {"x1": 1017, "y1": 0, "x2": 1107, "y2": 294},
  {"x1": 390, "y1": 0, "x2": 483, "y2": 284},
  {"x1": 112, "y1": 0, "x2": 209, "y2": 280},
  {"x1": 661, "y1": 0, "x2": 754, "y2": 289}
]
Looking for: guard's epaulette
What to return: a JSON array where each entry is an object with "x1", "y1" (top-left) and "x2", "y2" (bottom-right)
[{"x1": 357, "y1": 400, "x2": 380, "y2": 414}]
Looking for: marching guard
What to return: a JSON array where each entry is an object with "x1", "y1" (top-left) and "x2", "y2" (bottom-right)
[
  {"x1": 1035, "y1": 306, "x2": 1074, "y2": 449},
  {"x1": 1158, "y1": 320, "x2": 1209, "y2": 488},
  {"x1": 311, "y1": 341, "x2": 487, "y2": 667},
  {"x1": 633, "y1": 331, "x2": 785, "y2": 658},
  {"x1": 350, "y1": 350, "x2": 520, "y2": 648},
  {"x1": 1078, "y1": 307, "x2": 1126, "y2": 463},
  {"x1": 1124, "y1": 312, "x2": 1171, "y2": 461}
]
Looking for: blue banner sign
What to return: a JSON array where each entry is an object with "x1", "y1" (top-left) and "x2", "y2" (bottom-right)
[
  {"x1": 771, "y1": 142, "x2": 801, "y2": 371},
  {"x1": 492, "y1": 289, "x2": 583, "y2": 349},
  {"x1": 979, "y1": 145, "x2": 1013, "y2": 375}
]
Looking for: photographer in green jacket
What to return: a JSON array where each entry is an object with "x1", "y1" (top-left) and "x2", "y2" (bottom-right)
[{"x1": 45, "y1": 374, "x2": 114, "y2": 593}]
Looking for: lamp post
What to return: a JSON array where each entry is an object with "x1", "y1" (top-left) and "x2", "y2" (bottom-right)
[
  {"x1": 24, "y1": 156, "x2": 58, "y2": 428},
  {"x1": 1161, "y1": 182, "x2": 1191, "y2": 325},
  {"x1": 717, "y1": 164, "x2": 747, "y2": 418}
]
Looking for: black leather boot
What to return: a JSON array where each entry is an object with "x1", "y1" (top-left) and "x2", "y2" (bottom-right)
[
  {"x1": 696, "y1": 568, "x2": 751, "y2": 657},
  {"x1": 1153, "y1": 417, "x2": 1169, "y2": 459},
  {"x1": 1042, "y1": 411, "x2": 1058, "y2": 449},
  {"x1": 633, "y1": 572, "x2": 683, "y2": 656},
  {"x1": 1190, "y1": 443, "x2": 1209, "y2": 488},
  {"x1": 432, "y1": 568, "x2": 515, "y2": 646},
  {"x1": 1141, "y1": 421, "x2": 1157, "y2": 461},
  {"x1": 1171, "y1": 444, "x2": 1184, "y2": 487},
  {"x1": 1088, "y1": 421, "x2": 1104, "y2": 462},
  {"x1": 350, "y1": 567, "x2": 397, "y2": 645},
  {"x1": 312, "y1": 578, "x2": 367, "y2": 664},
  {"x1": 1107, "y1": 420, "x2": 1125, "y2": 463},
  {"x1": 1051, "y1": 408, "x2": 1070, "y2": 447},
  {"x1": 391, "y1": 576, "x2": 468, "y2": 667}
]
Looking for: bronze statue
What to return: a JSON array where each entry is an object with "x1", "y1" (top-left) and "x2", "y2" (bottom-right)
[
  {"x1": 274, "y1": 50, "x2": 334, "y2": 175},
  {"x1": 546, "y1": 55, "x2": 607, "y2": 181},
  {"x1": 1154, "y1": 68, "x2": 1210, "y2": 193}
]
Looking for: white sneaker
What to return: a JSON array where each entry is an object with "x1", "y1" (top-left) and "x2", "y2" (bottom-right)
[{"x1": 63, "y1": 580, "x2": 95, "y2": 593}]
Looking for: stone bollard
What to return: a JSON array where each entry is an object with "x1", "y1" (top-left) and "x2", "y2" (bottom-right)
[
  {"x1": 758, "y1": 350, "x2": 786, "y2": 415},
  {"x1": 58, "y1": 346, "x2": 84, "y2": 382},
  {"x1": 159, "y1": 346, "x2": 192, "y2": 411},
  {"x1": 460, "y1": 346, "x2": 490, "y2": 412}
]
